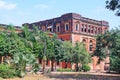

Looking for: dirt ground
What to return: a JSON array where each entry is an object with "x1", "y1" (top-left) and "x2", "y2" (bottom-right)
[
  {"x1": 3, "y1": 74, "x2": 51, "y2": 80},
  {"x1": 2, "y1": 72, "x2": 120, "y2": 80}
]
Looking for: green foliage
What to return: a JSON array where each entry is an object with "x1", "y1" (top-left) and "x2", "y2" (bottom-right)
[
  {"x1": 82, "y1": 64, "x2": 91, "y2": 72},
  {"x1": 42, "y1": 55, "x2": 47, "y2": 61},
  {"x1": 73, "y1": 42, "x2": 90, "y2": 71},
  {"x1": 110, "y1": 56, "x2": 120, "y2": 73},
  {"x1": 57, "y1": 68, "x2": 73, "y2": 72},
  {"x1": 110, "y1": 27, "x2": 120, "y2": 73},
  {"x1": 12, "y1": 53, "x2": 40, "y2": 77},
  {"x1": 0, "y1": 25, "x2": 92, "y2": 75},
  {"x1": 62, "y1": 41, "x2": 73, "y2": 63},
  {"x1": 106, "y1": 0, "x2": 120, "y2": 16},
  {"x1": 94, "y1": 31, "x2": 112, "y2": 64},
  {"x1": 94, "y1": 27, "x2": 120, "y2": 73},
  {"x1": 0, "y1": 64, "x2": 17, "y2": 78}
]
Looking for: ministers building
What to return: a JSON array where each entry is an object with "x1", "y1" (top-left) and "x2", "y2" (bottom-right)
[{"x1": 23, "y1": 13, "x2": 109, "y2": 71}]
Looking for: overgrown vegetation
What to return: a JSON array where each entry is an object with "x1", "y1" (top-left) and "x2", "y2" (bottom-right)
[
  {"x1": 94, "y1": 27, "x2": 120, "y2": 73},
  {"x1": 57, "y1": 68, "x2": 73, "y2": 72},
  {"x1": 82, "y1": 64, "x2": 91, "y2": 72},
  {"x1": 0, "y1": 64, "x2": 17, "y2": 78},
  {"x1": 0, "y1": 25, "x2": 91, "y2": 78}
]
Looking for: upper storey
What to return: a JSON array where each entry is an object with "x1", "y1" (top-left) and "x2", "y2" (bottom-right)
[
  {"x1": 0, "y1": 24, "x2": 21, "y2": 33},
  {"x1": 22, "y1": 13, "x2": 109, "y2": 36}
]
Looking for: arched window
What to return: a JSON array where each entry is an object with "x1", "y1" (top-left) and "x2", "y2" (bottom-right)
[
  {"x1": 56, "y1": 25, "x2": 60, "y2": 32},
  {"x1": 94, "y1": 27, "x2": 97, "y2": 34},
  {"x1": 81, "y1": 24, "x2": 84, "y2": 32},
  {"x1": 88, "y1": 25, "x2": 90, "y2": 33},
  {"x1": 91, "y1": 27, "x2": 94, "y2": 33},
  {"x1": 65, "y1": 23, "x2": 69, "y2": 31},
  {"x1": 84, "y1": 25, "x2": 87, "y2": 32},
  {"x1": 94, "y1": 28, "x2": 97, "y2": 34},
  {"x1": 82, "y1": 39, "x2": 86, "y2": 46},
  {"x1": 98, "y1": 28, "x2": 100, "y2": 34},
  {"x1": 75, "y1": 23, "x2": 79, "y2": 30},
  {"x1": 89, "y1": 40, "x2": 93, "y2": 52}
]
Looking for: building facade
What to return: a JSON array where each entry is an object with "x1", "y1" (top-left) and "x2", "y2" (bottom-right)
[
  {"x1": 0, "y1": 24, "x2": 21, "y2": 33},
  {"x1": 23, "y1": 13, "x2": 109, "y2": 71}
]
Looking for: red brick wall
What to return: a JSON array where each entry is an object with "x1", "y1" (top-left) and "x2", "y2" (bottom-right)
[{"x1": 58, "y1": 34, "x2": 71, "y2": 41}]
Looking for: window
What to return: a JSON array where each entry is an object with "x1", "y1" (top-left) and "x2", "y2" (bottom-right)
[
  {"x1": 84, "y1": 25, "x2": 87, "y2": 32},
  {"x1": 91, "y1": 27, "x2": 94, "y2": 33},
  {"x1": 49, "y1": 28, "x2": 52, "y2": 32},
  {"x1": 88, "y1": 25, "x2": 90, "y2": 33},
  {"x1": 89, "y1": 44, "x2": 93, "y2": 51},
  {"x1": 89, "y1": 41, "x2": 93, "y2": 51},
  {"x1": 94, "y1": 27, "x2": 97, "y2": 34},
  {"x1": 47, "y1": 26, "x2": 52, "y2": 32},
  {"x1": 75, "y1": 24, "x2": 79, "y2": 30},
  {"x1": 56, "y1": 26, "x2": 60, "y2": 32},
  {"x1": 98, "y1": 28, "x2": 100, "y2": 34},
  {"x1": 82, "y1": 39, "x2": 86, "y2": 46},
  {"x1": 42, "y1": 26, "x2": 45, "y2": 31},
  {"x1": 81, "y1": 24, "x2": 84, "y2": 32},
  {"x1": 65, "y1": 23, "x2": 69, "y2": 31}
]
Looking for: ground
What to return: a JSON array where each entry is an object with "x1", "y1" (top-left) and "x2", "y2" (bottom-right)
[
  {"x1": 4, "y1": 74, "x2": 51, "y2": 80},
  {"x1": 3, "y1": 72, "x2": 120, "y2": 80}
]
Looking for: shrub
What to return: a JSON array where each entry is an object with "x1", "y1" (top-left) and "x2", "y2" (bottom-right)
[
  {"x1": 0, "y1": 64, "x2": 17, "y2": 78},
  {"x1": 78, "y1": 66, "x2": 82, "y2": 71},
  {"x1": 57, "y1": 68, "x2": 73, "y2": 72},
  {"x1": 82, "y1": 64, "x2": 90, "y2": 72}
]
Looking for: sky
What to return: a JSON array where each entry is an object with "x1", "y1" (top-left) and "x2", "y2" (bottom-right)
[{"x1": 0, "y1": 0, "x2": 120, "y2": 29}]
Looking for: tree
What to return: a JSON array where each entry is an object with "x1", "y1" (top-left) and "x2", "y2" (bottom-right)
[
  {"x1": 12, "y1": 53, "x2": 40, "y2": 77},
  {"x1": 110, "y1": 27, "x2": 120, "y2": 73},
  {"x1": 0, "y1": 25, "x2": 20, "y2": 63},
  {"x1": 72, "y1": 42, "x2": 90, "y2": 71},
  {"x1": 106, "y1": 0, "x2": 120, "y2": 16},
  {"x1": 94, "y1": 31, "x2": 113, "y2": 65},
  {"x1": 62, "y1": 41, "x2": 73, "y2": 68},
  {"x1": 94, "y1": 28, "x2": 120, "y2": 72},
  {"x1": 0, "y1": 25, "x2": 41, "y2": 77},
  {"x1": 46, "y1": 34, "x2": 64, "y2": 71}
]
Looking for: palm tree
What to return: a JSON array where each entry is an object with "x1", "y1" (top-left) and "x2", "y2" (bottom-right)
[{"x1": 0, "y1": 25, "x2": 19, "y2": 63}]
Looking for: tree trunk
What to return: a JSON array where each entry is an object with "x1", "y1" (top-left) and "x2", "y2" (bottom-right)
[
  {"x1": 42, "y1": 40, "x2": 47, "y2": 73},
  {"x1": 51, "y1": 60, "x2": 54, "y2": 71},
  {"x1": 42, "y1": 60, "x2": 46, "y2": 74},
  {"x1": 55, "y1": 61, "x2": 57, "y2": 71},
  {"x1": 105, "y1": 46, "x2": 110, "y2": 72},
  {"x1": 1, "y1": 56, "x2": 4, "y2": 63},
  {"x1": 65, "y1": 62, "x2": 67, "y2": 68},
  {"x1": 76, "y1": 63, "x2": 79, "y2": 72}
]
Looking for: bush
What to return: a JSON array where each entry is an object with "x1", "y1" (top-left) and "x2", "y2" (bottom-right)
[
  {"x1": 82, "y1": 64, "x2": 90, "y2": 72},
  {"x1": 0, "y1": 64, "x2": 17, "y2": 78},
  {"x1": 57, "y1": 68, "x2": 73, "y2": 72}
]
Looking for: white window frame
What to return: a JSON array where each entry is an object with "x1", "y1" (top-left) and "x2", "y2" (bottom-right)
[{"x1": 65, "y1": 23, "x2": 69, "y2": 31}]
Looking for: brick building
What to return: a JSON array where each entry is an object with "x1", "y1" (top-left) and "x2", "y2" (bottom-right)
[
  {"x1": 23, "y1": 13, "x2": 109, "y2": 71},
  {"x1": 0, "y1": 24, "x2": 21, "y2": 33}
]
